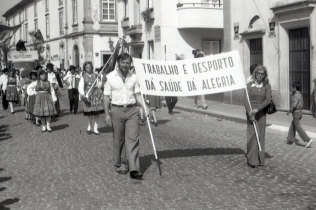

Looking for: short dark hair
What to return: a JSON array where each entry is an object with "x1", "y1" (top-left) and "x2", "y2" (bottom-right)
[
  {"x1": 46, "y1": 63, "x2": 54, "y2": 71},
  {"x1": 38, "y1": 70, "x2": 47, "y2": 77},
  {"x1": 3, "y1": 68, "x2": 9, "y2": 73},
  {"x1": 117, "y1": 53, "x2": 132, "y2": 63},
  {"x1": 250, "y1": 64, "x2": 259, "y2": 75},
  {"x1": 292, "y1": 82, "x2": 301, "y2": 91},
  {"x1": 69, "y1": 65, "x2": 76, "y2": 71}
]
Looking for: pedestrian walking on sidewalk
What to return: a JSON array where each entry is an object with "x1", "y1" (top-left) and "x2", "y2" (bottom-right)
[
  {"x1": 311, "y1": 77, "x2": 316, "y2": 118},
  {"x1": 103, "y1": 53, "x2": 148, "y2": 180},
  {"x1": 28, "y1": 71, "x2": 57, "y2": 132},
  {"x1": 245, "y1": 65, "x2": 272, "y2": 168},
  {"x1": 193, "y1": 50, "x2": 208, "y2": 109},
  {"x1": 147, "y1": 95, "x2": 161, "y2": 126},
  {"x1": 78, "y1": 61, "x2": 104, "y2": 135},
  {"x1": 287, "y1": 82, "x2": 313, "y2": 148}
]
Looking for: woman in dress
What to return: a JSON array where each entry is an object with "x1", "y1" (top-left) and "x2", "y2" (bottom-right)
[
  {"x1": 78, "y1": 61, "x2": 104, "y2": 135},
  {"x1": 244, "y1": 65, "x2": 271, "y2": 168},
  {"x1": 311, "y1": 78, "x2": 316, "y2": 118},
  {"x1": 5, "y1": 69, "x2": 19, "y2": 113},
  {"x1": 27, "y1": 70, "x2": 40, "y2": 125},
  {"x1": 147, "y1": 95, "x2": 161, "y2": 126},
  {"x1": 27, "y1": 71, "x2": 57, "y2": 132}
]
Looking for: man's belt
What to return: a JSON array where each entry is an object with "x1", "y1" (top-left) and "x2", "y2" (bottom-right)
[{"x1": 111, "y1": 103, "x2": 136, "y2": 108}]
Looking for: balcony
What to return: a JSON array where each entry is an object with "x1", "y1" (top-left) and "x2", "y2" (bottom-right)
[
  {"x1": 121, "y1": 17, "x2": 130, "y2": 29},
  {"x1": 127, "y1": 24, "x2": 142, "y2": 36},
  {"x1": 177, "y1": 1, "x2": 223, "y2": 29}
]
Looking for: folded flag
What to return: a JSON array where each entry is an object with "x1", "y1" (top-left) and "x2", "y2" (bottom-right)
[{"x1": 0, "y1": 24, "x2": 22, "y2": 44}]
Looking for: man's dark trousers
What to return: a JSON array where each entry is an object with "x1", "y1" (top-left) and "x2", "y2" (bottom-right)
[{"x1": 165, "y1": 96, "x2": 178, "y2": 113}]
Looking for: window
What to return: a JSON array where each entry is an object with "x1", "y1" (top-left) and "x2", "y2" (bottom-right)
[
  {"x1": 146, "y1": 0, "x2": 153, "y2": 8},
  {"x1": 24, "y1": 9, "x2": 27, "y2": 21},
  {"x1": 25, "y1": 23, "x2": 28, "y2": 41},
  {"x1": 34, "y1": 3, "x2": 37, "y2": 18},
  {"x1": 46, "y1": 15, "x2": 50, "y2": 38},
  {"x1": 249, "y1": 38, "x2": 263, "y2": 65},
  {"x1": 72, "y1": 0, "x2": 78, "y2": 24},
  {"x1": 101, "y1": 0, "x2": 116, "y2": 21},
  {"x1": 202, "y1": 40, "x2": 221, "y2": 55},
  {"x1": 59, "y1": 11, "x2": 64, "y2": 35},
  {"x1": 124, "y1": 0, "x2": 128, "y2": 18},
  {"x1": 19, "y1": 12, "x2": 22, "y2": 23},
  {"x1": 34, "y1": 19, "x2": 38, "y2": 31},
  {"x1": 148, "y1": 41, "x2": 154, "y2": 59},
  {"x1": 45, "y1": 0, "x2": 49, "y2": 12},
  {"x1": 7, "y1": 19, "x2": 10, "y2": 26}
]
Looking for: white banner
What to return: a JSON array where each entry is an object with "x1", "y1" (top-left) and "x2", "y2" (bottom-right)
[
  {"x1": 133, "y1": 51, "x2": 246, "y2": 96},
  {"x1": 7, "y1": 51, "x2": 38, "y2": 62}
]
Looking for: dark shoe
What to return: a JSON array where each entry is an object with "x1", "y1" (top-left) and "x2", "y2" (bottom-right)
[
  {"x1": 154, "y1": 121, "x2": 158, "y2": 126},
  {"x1": 168, "y1": 111, "x2": 173, "y2": 115},
  {"x1": 11, "y1": 111, "x2": 15, "y2": 114},
  {"x1": 247, "y1": 162, "x2": 257, "y2": 168},
  {"x1": 87, "y1": 130, "x2": 92, "y2": 134},
  {"x1": 130, "y1": 171, "x2": 143, "y2": 180},
  {"x1": 202, "y1": 105, "x2": 208, "y2": 110}
]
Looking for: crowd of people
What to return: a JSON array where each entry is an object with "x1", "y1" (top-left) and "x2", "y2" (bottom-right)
[{"x1": 0, "y1": 49, "x2": 314, "y2": 178}]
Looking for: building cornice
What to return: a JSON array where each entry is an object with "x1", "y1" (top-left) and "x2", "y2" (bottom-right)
[
  {"x1": 3, "y1": 0, "x2": 36, "y2": 18},
  {"x1": 23, "y1": 30, "x2": 118, "y2": 47},
  {"x1": 240, "y1": 29, "x2": 266, "y2": 38},
  {"x1": 271, "y1": 1, "x2": 315, "y2": 14}
]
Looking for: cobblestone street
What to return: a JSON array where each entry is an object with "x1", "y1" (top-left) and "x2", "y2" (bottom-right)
[{"x1": 0, "y1": 90, "x2": 315, "y2": 209}]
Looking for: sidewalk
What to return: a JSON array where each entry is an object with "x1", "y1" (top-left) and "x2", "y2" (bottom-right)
[{"x1": 171, "y1": 97, "x2": 316, "y2": 138}]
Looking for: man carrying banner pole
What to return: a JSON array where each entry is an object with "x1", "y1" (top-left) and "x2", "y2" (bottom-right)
[{"x1": 104, "y1": 53, "x2": 157, "y2": 180}]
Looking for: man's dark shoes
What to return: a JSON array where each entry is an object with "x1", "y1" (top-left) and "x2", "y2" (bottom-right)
[{"x1": 130, "y1": 171, "x2": 143, "y2": 180}]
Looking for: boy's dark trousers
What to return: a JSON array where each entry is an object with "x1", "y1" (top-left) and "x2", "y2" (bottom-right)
[{"x1": 68, "y1": 89, "x2": 79, "y2": 113}]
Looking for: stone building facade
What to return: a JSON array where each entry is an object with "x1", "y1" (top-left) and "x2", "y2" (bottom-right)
[
  {"x1": 3, "y1": 0, "x2": 119, "y2": 69},
  {"x1": 224, "y1": 0, "x2": 316, "y2": 110}
]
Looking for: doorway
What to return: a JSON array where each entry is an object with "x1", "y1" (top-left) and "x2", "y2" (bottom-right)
[{"x1": 289, "y1": 27, "x2": 310, "y2": 110}]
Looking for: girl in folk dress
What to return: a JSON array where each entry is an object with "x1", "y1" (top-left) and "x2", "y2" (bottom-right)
[
  {"x1": 78, "y1": 61, "x2": 104, "y2": 135},
  {"x1": 5, "y1": 69, "x2": 20, "y2": 113},
  {"x1": 19, "y1": 72, "x2": 32, "y2": 119},
  {"x1": 27, "y1": 71, "x2": 57, "y2": 132},
  {"x1": 27, "y1": 71, "x2": 40, "y2": 125}
]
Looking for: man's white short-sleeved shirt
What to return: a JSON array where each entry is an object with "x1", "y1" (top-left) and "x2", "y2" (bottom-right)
[{"x1": 104, "y1": 69, "x2": 140, "y2": 105}]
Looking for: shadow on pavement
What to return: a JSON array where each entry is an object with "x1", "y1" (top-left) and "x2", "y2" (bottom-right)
[
  {"x1": 0, "y1": 177, "x2": 11, "y2": 183},
  {"x1": 140, "y1": 147, "x2": 248, "y2": 174},
  {"x1": 0, "y1": 125, "x2": 11, "y2": 141},
  {"x1": 157, "y1": 119, "x2": 170, "y2": 125},
  {"x1": 51, "y1": 124, "x2": 69, "y2": 131},
  {"x1": 99, "y1": 126, "x2": 113, "y2": 133},
  {"x1": 0, "y1": 198, "x2": 20, "y2": 210}
]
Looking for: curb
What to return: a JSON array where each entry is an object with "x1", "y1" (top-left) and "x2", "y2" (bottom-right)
[
  {"x1": 173, "y1": 104, "x2": 247, "y2": 124},
  {"x1": 173, "y1": 104, "x2": 316, "y2": 138}
]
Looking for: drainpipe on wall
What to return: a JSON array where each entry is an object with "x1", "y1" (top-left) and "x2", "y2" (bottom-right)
[{"x1": 65, "y1": 0, "x2": 69, "y2": 68}]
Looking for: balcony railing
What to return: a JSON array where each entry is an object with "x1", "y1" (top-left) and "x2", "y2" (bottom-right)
[
  {"x1": 176, "y1": 0, "x2": 223, "y2": 29},
  {"x1": 177, "y1": 1, "x2": 223, "y2": 8}
]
